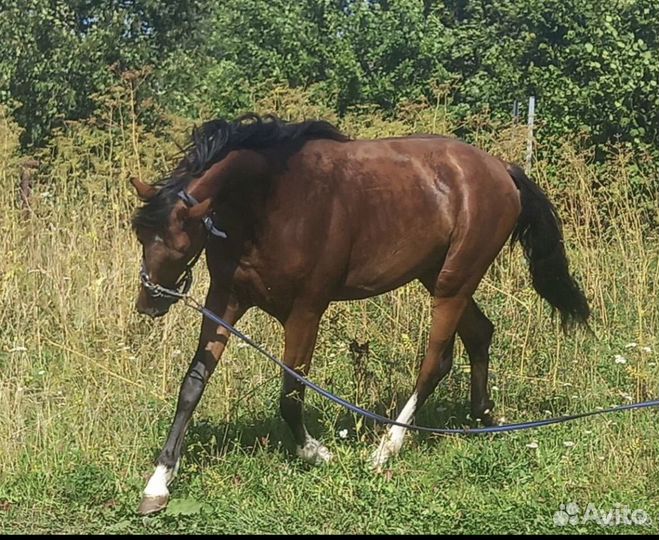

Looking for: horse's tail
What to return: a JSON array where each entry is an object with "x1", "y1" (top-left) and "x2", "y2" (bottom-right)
[{"x1": 507, "y1": 163, "x2": 590, "y2": 330}]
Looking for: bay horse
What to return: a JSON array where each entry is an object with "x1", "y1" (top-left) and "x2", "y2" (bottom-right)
[{"x1": 130, "y1": 114, "x2": 589, "y2": 515}]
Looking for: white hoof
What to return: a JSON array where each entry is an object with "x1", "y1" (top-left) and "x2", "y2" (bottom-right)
[
  {"x1": 370, "y1": 392, "x2": 416, "y2": 471},
  {"x1": 143, "y1": 463, "x2": 177, "y2": 498},
  {"x1": 296, "y1": 437, "x2": 333, "y2": 465},
  {"x1": 370, "y1": 435, "x2": 401, "y2": 471}
]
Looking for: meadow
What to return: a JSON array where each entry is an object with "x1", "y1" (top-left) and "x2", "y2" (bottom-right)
[{"x1": 1, "y1": 88, "x2": 658, "y2": 534}]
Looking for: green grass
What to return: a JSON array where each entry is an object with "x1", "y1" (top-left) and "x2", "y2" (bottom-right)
[
  {"x1": 2, "y1": 360, "x2": 658, "y2": 534},
  {"x1": 2, "y1": 299, "x2": 658, "y2": 534}
]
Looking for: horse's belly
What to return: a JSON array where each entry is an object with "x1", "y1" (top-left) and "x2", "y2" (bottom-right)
[
  {"x1": 335, "y1": 240, "x2": 448, "y2": 300},
  {"x1": 330, "y1": 181, "x2": 452, "y2": 299}
]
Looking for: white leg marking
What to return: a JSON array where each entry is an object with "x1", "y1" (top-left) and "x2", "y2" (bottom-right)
[
  {"x1": 371, "y1": 392, "x2": 418, "y2": 470},
  {"x1": 143, "y1": 463, "x2": 178, "y2": 497},
  {"x1": 296, "y1": 430, "x2": 333, "y2": 466}
]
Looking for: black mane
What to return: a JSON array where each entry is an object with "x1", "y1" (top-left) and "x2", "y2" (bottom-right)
[{"x1": 132, "y1": 113, "x2": 348, "y2": 230}]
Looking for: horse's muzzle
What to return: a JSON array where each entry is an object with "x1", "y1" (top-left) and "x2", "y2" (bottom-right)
[
  {"x1": 136, "y1": 302, "x2": 170, "y2": 319},
  {"x1": 135, "y1": 288, "x2": 174, "y2": 318}
]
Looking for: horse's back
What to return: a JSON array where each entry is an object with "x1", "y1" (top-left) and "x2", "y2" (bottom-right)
[
  {"x1": 299, "y1": 134, "x2": 517, "y2": 196},
  {"x1": 276, "y1": 135, "x2": 521, "y2": 299}
]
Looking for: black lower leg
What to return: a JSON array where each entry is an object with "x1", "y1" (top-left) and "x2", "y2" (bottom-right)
[
  {"x1": 278, "y1": 306, "x2": 322, "y2": 449},
  {"x1": 157, "y1": 353, "x2": 214, "y2": 468},
  {"x1": 458, "y1": 301, "x2": 495, "y2": 422},
  {"x1": 280, "y1": 376, "x2": 307, "y2": 447}
]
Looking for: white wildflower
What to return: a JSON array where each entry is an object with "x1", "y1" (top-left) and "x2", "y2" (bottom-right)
[
  {"x1": 614, "y1": 355, "x2": 627, "y2": 364},
  {"x1": 338, "y1": 429, "x2": 348, "y2": 439},
  {"x1": 526, "y1": 442, "x2": 539, "y2": 449}
]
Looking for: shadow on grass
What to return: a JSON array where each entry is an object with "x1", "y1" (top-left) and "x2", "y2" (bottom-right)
[{"x1": 176, "y1": 392, "x2": 486, "y2": 470}]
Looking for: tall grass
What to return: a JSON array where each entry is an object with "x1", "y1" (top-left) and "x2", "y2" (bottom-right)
[{"x1": 1, "y1": 84, "x2": 657, "y2": 532}]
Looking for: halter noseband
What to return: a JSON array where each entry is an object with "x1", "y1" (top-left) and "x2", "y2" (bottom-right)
[{"x1": 139, "y1": 190, "x2": 227, "y2": 301}]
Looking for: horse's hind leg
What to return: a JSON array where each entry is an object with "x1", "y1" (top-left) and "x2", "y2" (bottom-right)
[
  {"x1": 407, "y1": 293, "x2": 495, "y2": 424},
  {"x1": 371, "y1": 285, "x2": 469, "y2": 470},
  {"x1": 280, "y1": 304, "x2": 332, "y2": 465},
  {"x1": 371, "y1": 249, "x2": 509, "y2": 469},
  {"x1": 457, "y1": 299, "x2": 496, "y2": 425}
]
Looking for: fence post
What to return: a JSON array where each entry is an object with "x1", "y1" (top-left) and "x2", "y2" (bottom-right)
[
  {"x1": 512, "y1": 99, "x2": 520, "y2": 123},
  {"x1": 525, "y1": 96, "x2": 536, "y2": 174},
  {"x1": 20, "y1": 159, "x2": 39, "y2": 212}
]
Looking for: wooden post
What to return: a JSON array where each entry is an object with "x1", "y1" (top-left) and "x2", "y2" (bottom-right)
[
  {"x1": 525, "y1": 96, "x2": 536, "y2": 174},
  {"x1": 512, "y1": 100, "x2": 520, "y2": 123},
  {"x1": 20, "y1": 159, "x2": 39, "y2": 212}
]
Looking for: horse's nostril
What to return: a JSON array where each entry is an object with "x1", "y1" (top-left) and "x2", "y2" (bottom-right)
[
  {"x1": 136, "y1": 299, "x2": 169, "y2": 318},
  {"x1": 136, "y1": 301, "x2": 154, "y2": 316}
]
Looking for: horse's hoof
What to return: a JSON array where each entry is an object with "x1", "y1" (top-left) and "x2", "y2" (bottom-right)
[
  {"x1": 313, "y1": 444, "x2": 333, "y2": 465},
  {"x1": 473, "y1": 400, "x2": 496, "y2": 426},
  {"x1": 370, "y1": 437, "x2": 398, "y2": 472},
  {"x1": 137, "y1": 494, "x2": 169, "y2": 515},
  {"x1": 296, "y1": 438, "x2": 333, "y2": 466},
  {"x1": 475, "y1": 411, "x2": 497, "y2": 427}
]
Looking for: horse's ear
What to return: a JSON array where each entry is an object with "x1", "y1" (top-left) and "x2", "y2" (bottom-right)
[
  {"x1": 187, "y1": 198, "x2": 213, "y2": 221},
  {"x1": 129, "y1": 177, "x2": 157, "y2": 201}
]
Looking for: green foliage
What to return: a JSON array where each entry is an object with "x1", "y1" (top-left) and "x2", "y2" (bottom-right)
[
  {"x1": 0, "y1": 0, "x2": 211, "y2": 147},
  {"x1": 184, "y1": 0, "x2": 659, "y2": 157},
  {"x1": 0, "y1": 105, "x2": 22, "y2": 170},
  {"x1": 0, "y1": 0, "x2": 657, "y2": 164},
  {"x1": 164, "y1": 497, "x2": 208, "y2": 517}
]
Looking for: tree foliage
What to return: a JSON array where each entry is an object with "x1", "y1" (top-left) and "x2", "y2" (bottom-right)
[
  {"x1": 0, "y1": 0, "x2": 211, "y2": 146},
  {"x1": 1, "y1": 0, "x2": 657, "y2": 155}
]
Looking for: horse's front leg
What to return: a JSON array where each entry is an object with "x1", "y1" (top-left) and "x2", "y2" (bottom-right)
[
  {"x1": 138, "y1": 288, "x2": 245, "y2": 515},
  {"x1": 280, "y1": 305, "x2": 332, "y2": 465}
]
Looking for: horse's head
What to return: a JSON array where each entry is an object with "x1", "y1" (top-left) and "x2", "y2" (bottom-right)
[{"x1": 129, "y1": 177, "x2": 212, "y2": 318}]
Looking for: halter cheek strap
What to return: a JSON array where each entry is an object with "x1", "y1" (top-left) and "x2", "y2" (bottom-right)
[
  {"x1": 139, "y1": 190, "x2": 227, "y2": 302},
  {"x1": 177, "y1": 190, "x2": 228, "y2": 239}
]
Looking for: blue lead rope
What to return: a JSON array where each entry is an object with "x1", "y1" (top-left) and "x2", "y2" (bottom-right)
[{"x1": 185, "y1": 297, "x2": 659, "y2": 435}]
